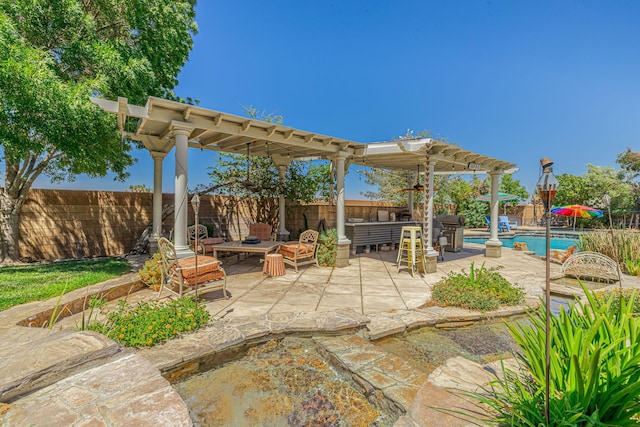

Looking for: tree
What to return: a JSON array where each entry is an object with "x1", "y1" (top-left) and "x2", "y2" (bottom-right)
[
  {"x1": 0, "y1": 1, "x2": 197, "y2": 263},
  {"x1": 204, "y1": 106, "x2": 331, "y2": 232},
  {"x1": 358, "y1": 129, "x2": 454, "y2": 206},
  {"x1": 128, "y1": 184, "x2": 152, "y2": 193}
]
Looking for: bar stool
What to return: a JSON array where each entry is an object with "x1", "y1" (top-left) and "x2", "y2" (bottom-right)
[{"x1": 396, "y1": 225, "x2": 426, "y2": 276}]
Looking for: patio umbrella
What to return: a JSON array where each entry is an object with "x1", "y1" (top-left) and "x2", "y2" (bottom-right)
[
  {"x1": 477, "y1": 192, "x2": 520, "y2": 214},
  {"x1": 476, "y1": 192, "x2": 520, "y2": 202},
  {"x1": 550, "y1": 205, "x2": 603, "y2": 230}
]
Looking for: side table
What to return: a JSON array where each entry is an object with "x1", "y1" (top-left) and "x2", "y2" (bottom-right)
[{"x1": 262, "y1": 253, "x2": 286, "y2": 276}]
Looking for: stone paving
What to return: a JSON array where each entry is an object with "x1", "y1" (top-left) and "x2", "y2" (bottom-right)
[{"x1": 2, "y1": 241, "x2": 640, "y2": 426}]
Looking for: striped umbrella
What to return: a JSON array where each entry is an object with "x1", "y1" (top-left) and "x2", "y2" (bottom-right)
[{"x1": 551, "y1": 205, "x2": 603, "y2": 229}]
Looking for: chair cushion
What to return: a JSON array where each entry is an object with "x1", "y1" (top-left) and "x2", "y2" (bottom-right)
[
  {"x1": 177, "y1": 255, "x2": 224, "y2": 286},
  {"x1": 201, "y1": 237, "x2": 225, "y2": 245},
  {"x1": 277, "y1": 243, "x2": 315, "y2": 259}
]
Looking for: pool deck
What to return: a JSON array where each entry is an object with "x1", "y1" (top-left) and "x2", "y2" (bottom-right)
[{"x1": 2, "y1": 238, "x2": 639, "y2": 426}]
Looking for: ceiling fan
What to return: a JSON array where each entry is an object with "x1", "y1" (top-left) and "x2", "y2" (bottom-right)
[{"x1": 402, "y1": 164, "x2": 424, "y2": 192}]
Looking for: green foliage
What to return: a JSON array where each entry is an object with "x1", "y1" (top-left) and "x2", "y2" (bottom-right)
[
  {"x1": 578, "y1": 229, "x2": 640, "y2": 273},
  {"x1": 0, "y1": 1, "x2": 197, "y2": 262},
  {"x1": 431, "y1": 262, "x2": 524, "y2": 312},
  {"x1": 0, "y1": 258, "x2": 130, "y2": 311},
  {"x1": 458, "y1": 198, "x2": 489, "y2": 228},
  {"x1": 205, "y1": 106, "x2": 331, "y2": 229},
  {"x1": 470, "y1": 286, "x2": 640, "y2": 426},
  {"x1": 625, "y1": 259, "x2": 640, "y2": 277},
  {"x1": 317, "y1": 229, "x2": 338, "y2": 267},
  {"x1": 89, "y1": 297, "x2": 210, "y2": 348},
  {"x1": 597, "y1": 288, "x2": 640, "y2": 316},
  {"x1": 138, "y1": 252, "x2": 163, "y2": 291}
]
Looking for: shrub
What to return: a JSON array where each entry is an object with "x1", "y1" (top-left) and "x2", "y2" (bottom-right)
[
  {"x1": 579, "y1": 229, "x2": 640, "y2": 274},
  {"x1": 596, "y1": 287, "x2": 640, "y2": 317},
  {"x1": 316, "y1": 228, "x2": 338, "y2": 267},
  {"x1": 468, "y1": 285, "x2": 640, "y2": 425},
  {"x1": 89, "y1": 297, "x2": 210, "y2": 347},
  {"x1": 431, "y1": 262, "x2": 524, "y2": 312},
  {"x1": 138, "y1": 252, "x2": 163, "y2": 291}
]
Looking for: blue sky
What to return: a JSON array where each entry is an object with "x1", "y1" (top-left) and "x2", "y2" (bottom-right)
[{"x1": 35, "y1": 0, "x2": 640, "y2": 199}]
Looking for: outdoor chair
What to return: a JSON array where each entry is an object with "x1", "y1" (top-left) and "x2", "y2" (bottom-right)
[
  {"x1": 188, "y1": 224, "x2": 224, "y2": 256},
  {"x1": 156, "y1": 237, "x2": 228, "y2": 299},
  {"x1": 277, "y1": 229, "x2": 319, "y2": 272},
  {"x1": 499, "y1": 215, "x2": 518, "y2": 231},
  {"x1": 249, "y1": 222, "x2": 273, "y2": 242}
]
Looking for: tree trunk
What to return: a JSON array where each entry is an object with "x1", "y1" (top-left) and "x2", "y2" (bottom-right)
[{"x1": 0, "y1": 189, "x2": 25, "y2": 264}]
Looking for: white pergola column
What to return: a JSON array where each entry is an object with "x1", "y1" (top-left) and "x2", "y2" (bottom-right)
[
  {"x1": 334, "y1": 152, "x2": 351, "y2": 267},
  {"x1": 422, "y1": 152, "x2": 438, "y2": 273},
  {"x1": 335, "y1": 152, "x2": 349, "y2": 244},
  {"x1": 277, "y1": 164, "x2": 290, "y2": 240},
  {"x1": 172, "y1": 126, "x2": 193, "y2": 258},
  {"x1": 150, "y1": 151, "x2": 167, "y2": 251},
  {"x1": 485, "y1": 171, "x2": 503, "y2": 258}
]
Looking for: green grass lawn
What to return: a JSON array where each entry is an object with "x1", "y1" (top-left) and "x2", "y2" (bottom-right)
[{"x1": 0, "y1": 258, "x2": 131, "y2": 311}]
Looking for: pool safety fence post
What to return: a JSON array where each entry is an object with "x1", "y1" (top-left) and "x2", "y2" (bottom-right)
[{"x1": 536, "y1": 157, "x2": 558, "y2": 427}]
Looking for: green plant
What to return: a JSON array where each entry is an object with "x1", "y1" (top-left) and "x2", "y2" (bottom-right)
[
  {"x1": 625, "y1": 259, "x2": 640, "y2": 277},
  {"x1": 138, "y1": 252, "x2": 164, "y2": 291},
  {"x1": 75, "y1": 294, "x2": 108, "y2": 331},
  {"x1": 596, "y1": 287, "x2": 640, "y2": 317},
  {"x1": 579, "y1": 230, "x2": 640, "y2": 273},
  {"x1": 465, "y1": 285, "x2": 640, "y2": 426},
  {"x1": 316, "y1": 228, "x2": 338, "y2": 267},
  {"x1": 88, "y1": 297, "x2": 210, "y2": 347},
  {"x1": 42, "y1": 285, "x2": 71, "y2": 329},
  {"x1": 431, "y1": 262, "x2": 524, "y2": 312}
]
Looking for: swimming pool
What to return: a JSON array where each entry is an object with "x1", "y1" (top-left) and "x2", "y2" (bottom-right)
[{"x1": 464, "y1": 233, "x2": 578, "y2": 257}]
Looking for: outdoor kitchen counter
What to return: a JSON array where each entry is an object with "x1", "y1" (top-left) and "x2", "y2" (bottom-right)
[{"x1": 345, "y1": 221, "x2": 420, "y2": 252}]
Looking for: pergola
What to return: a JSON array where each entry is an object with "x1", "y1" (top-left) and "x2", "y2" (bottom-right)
[{"x1": 92, "y1": 96, "x2": 517, "y2": 268}]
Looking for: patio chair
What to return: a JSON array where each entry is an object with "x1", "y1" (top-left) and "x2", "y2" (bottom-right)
[
  {"x1": 249, "y1": 222, "x2": 273, "y2": 242},
  {"x1": 156, "y1": 237, "x2": 228, "y2": 299},
  {"x1": 188, "y1": 224, "x2": 224, "y2": 255},
  {"x1": 499, "y1": 215, "x2": 517, "y2": 231},
  {"x1": 277, "y1": 229, "x2": 319, "y2": 272}
]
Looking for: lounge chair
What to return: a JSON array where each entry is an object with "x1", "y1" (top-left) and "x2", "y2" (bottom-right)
[
  {"x1": 277, "y1": 229, "x2": 319, "y2": 272},
  {"x1": 156, "y1": 237, "x2": 227, "y2": 299},
  {"x1": 499, "y1": 215, "x2": 517, "y2": 232},
  {"x1": 485, "y1": 215, "x2": 510, "y2": 232}
]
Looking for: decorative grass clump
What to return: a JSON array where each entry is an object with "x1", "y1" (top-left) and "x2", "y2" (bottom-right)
[
  {"x1": 579, "y1": 230, "x2": 640, "y2": 274},
  {"x1": 431, "y1": 262, "x2": 525, "y2": 312},
  {"x1": 89, "y1": 297, "x2": 210, "y2": 348}
]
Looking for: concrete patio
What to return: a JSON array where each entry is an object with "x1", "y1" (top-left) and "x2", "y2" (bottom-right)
[{"x1": 2, "y1": 243, "x2": 639, "y2": 426}]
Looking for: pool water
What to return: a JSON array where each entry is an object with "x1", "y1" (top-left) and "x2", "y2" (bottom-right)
[{"x1": 464, "y1": 233, "x2": 578, "y2": 257}]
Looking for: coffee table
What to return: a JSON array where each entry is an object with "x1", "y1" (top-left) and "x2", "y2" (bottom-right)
[{"x1": 212, "y1": 241, "x2": 282, "y2": 259}]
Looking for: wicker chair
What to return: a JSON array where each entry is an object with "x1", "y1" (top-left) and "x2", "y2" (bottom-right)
[
  {"x1": 277, "y1": 229, "x2": 319, "y2": 272},
  {"x1": 156, "y1": 237, "x2": 228, "y2": 299}
]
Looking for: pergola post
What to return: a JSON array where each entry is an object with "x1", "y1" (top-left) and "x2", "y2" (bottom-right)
[
  {"x1": 485, "y1": 171, "x2": 503, "y2": 258},
  {"x1": 423, "y1": 152, "x2": 438, "y2": 273},
  {"x1": 275, "y1": 162, "x2": 291, "y2": 241},
  {"x1": 149, "y1": 151, "x2": 167, "y2": 254},
  {"x1": 172, "y1": 125, "x2": 194, "y2": 258},
  {"x1": 334, "y1": 151, "x2": 351, "y2": 267}
]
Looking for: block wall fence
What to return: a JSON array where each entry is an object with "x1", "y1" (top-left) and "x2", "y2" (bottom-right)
[{"x1": 20, "y1": 189, "x2": 448, "y2": 262}]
